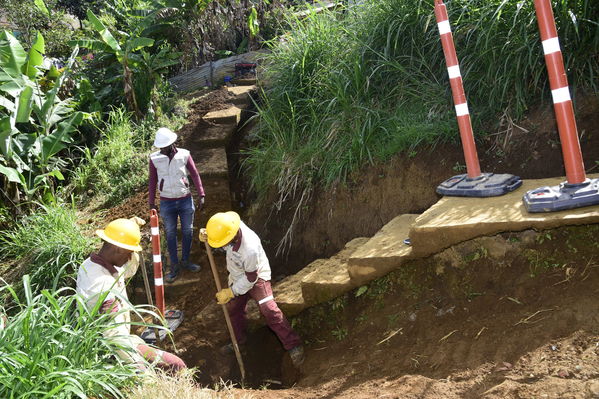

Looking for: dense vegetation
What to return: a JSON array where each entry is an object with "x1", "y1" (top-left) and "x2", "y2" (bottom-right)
[
  {"x1": 247, "y1": 0, "x2": 599, "y2": 249},
  {"x1": 0, "y1": 276, "x2": 148, "y2": 398}
]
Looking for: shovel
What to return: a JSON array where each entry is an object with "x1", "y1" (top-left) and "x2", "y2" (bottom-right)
[{"x1": 199, "y1": 228, "x2": 246, "y2": 381}]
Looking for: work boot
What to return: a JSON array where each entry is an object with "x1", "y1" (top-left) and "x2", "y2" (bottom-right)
[
  {"x1": 288, "y1": 345, "x2": 305, "y2": 367},
  {"x1": 165, "y1": 265, "x2": 179, "y2": 283},
  {"x1": 181, "y1": 260, "x2": 201, "y2": 272}
]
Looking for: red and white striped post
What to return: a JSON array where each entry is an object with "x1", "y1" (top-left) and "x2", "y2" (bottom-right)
[
  {"x1": 434, "y1": 0, "x2": 480, "y2": 179},
  {"x1": 522, "y1": 0, "x2": 599, "y2": 212},
  {"x1": 150, "y1": 209, "x2": 165, "y2": 318},
  {"x1": 534, "y1": 0, "x2": 585, "y2": 184},
  {"x1": 433, "y1": 0, "x2": 521, "y2": 198}
]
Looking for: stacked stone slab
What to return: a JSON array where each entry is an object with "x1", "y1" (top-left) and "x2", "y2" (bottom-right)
[
  {"x1": 409, "y1": 174, "x2": 599, "y2": 257},
  {"x1": 244, "y1": 174, "x2": 599, "y2": 329}
]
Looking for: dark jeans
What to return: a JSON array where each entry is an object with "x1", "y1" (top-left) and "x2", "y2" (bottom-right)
[
  {"x1": 160, "y1": 195, "x2": 194, "y2": 267},
  {"x1": 227, "y1": 279, "x2": 302, "y2": 351}
]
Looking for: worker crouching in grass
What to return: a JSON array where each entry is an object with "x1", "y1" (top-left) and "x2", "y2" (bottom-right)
[
  {"x1": 76, "y1": 218, "x2": 187, "y2": 372},
  {"x1": 203, "y1": 211, "x2": 305, "y2": 367}
]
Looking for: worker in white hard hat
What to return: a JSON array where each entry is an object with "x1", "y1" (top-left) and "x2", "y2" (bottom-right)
[
  {"x1": 76, "y1": 218, "x2": 186, "y2": 371},
  {"x1": 202, "y1": 211, "x2": 305, "y2": 368},
  {"x1": 149, "y1": 127, "x2": 205, "y2": 283}
]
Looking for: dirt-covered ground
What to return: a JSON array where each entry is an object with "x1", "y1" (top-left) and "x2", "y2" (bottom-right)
[
  {"x1": 97, "y1": 89, "x2": 599, "y2": 398},
  {"x1": 248, "y1": 225, "x2": 599, "y2": 398}
]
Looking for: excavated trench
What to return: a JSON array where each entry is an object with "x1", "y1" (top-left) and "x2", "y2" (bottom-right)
[{"x1": 111, "y1": 89, "x2": 599, "y2": 395}]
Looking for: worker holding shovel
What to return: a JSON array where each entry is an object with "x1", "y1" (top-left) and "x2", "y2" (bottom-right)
[
  {"x1": 76, "y1": 218, "x2": 187, "y2": 372},
  {"x1": 201, "y1": 211, "x2": 305, "y2": 368},
  {"x1": 149, "y1": 127, "x2": 205, "y2": 283}
]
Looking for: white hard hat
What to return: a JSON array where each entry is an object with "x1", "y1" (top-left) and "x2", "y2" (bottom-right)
[{"x1": 153, "y1": 127, "x2": 177, "y2": 148}]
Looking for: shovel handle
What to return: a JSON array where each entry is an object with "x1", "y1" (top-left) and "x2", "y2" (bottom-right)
[{"x1": 200, "y1": 228, "x2": 246, "y2": 381}]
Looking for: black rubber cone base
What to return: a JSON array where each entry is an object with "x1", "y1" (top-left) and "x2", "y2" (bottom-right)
[
  {"x1": 523, "y1": 178, "x2": 599, "y2": 213},
  {"x1": 141, "y1": 309, "x2": 184, "y2": 344},
  {"x1": 437, "y1": 173, "x2": 523, "y2": 197}
]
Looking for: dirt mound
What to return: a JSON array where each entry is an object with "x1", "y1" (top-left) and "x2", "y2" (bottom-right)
[{"x1": 177, "y1": 88, "x2": 236, "y2": 147}]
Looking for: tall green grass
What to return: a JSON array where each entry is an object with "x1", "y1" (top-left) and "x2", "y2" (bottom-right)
[
  {"x1": 0, "y1": 276, "x2": 140, "y2": 398},
  {"x1": 72, "y1": 108, "x2": 151, "y2": 207},
  {"x1": 0, "y1": 202, "x2": 95, "y2": 294},
  {"x1": 246, "y1": 0, "x2": 599, "y2": 250}
]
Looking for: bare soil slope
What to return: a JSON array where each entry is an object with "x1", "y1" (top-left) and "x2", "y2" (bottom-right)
[{"x1": 252, "y1": 226, "x2": 599, "y2": 398}]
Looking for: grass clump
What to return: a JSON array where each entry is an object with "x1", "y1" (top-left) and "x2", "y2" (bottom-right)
[
  {"x1": 0, "y1": 202, "x2": 95, "y2": 294},
  {"x1": 0, "y1": 276, "x2": 140, "y2": 398},
  {"x1": 72, "y1": 108, "x2": 151, "y2": 207},
  {"x1": 126, "y1": 370, "x2": 255, "y2": 399},
  {"x1": 247, "y1": 0, "x2": 599, "y2": 251}
]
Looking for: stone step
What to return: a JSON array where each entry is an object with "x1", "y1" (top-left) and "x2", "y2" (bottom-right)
[
  {"x1": 203, "y1": 106, "x2": 241, "y2": 125},
  {"x1": 230, "y1": 78, "x2": 257, "y2": 86},
  {"x1": 195, "y1": 148, "x2": 228, "y2": 179},
  {"x1": 348, "y1": 214, "x2": 419, "y2": 285},
  {"x1": 226, "y1": 85, "x2": 256, "y2": 108},
  {"x1": 200, "y1": 177, "x2": 231, "y2": 210},
  {"x1": 272, "y1": 269, "x2": 312, "y2": 317},
  {"x1": 409, "y1": 174, "x2": 599, "y2": 258},
  {"x1": 186, "y1": 122, "x2": 237, "y2": 149},
  {"x1": 301, "y1": 238, "x2": 369, "y2": 306}
]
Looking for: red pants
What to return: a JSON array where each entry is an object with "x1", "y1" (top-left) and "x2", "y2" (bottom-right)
[
  {"x1": 137, "y1": 344, "x2": 186, "y2": 372},
  {"x1": 227, "y1": 279, "x2": 301, "y2": 350}
]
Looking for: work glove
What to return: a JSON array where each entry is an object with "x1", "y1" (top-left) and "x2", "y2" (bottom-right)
[
  {"x1": 198, "y1": 196, "x2": 205, "y2": 211},
  {"x1": 199, "y1": 228, "x2": 208, "y2": 242},
  {"x1": 129, "y1": 216, "x2": 146, "y2": 226},
  {"x1": 216, "y1": 287, "x2": 234, "y2": 305}
]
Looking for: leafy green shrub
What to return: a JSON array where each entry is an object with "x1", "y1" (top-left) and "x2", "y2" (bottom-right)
[
  {"x1": 0, "y1": 202, "x2": 95, "y2": 293},
  {"x1": 0, "y1": 276, "x2": 140, "y2": 398},
  {"x1": 0, "y1": 31, "x2": 86, "y2": 210}
]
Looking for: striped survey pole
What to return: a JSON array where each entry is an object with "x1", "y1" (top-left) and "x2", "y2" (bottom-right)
[
  {"x1": 433, "y1": 0, "x2": 521, "y2": 197},
  {"x1": 140, "y1": 209, "x2": 184, "y2": 343},
  {"x1": 150, "y1": 209, "x2": 166, "y2": 317},
  {"x1": 522, "y1": 0, "x2": 599, "y2": 212},
  {"x1": 534, "y1": 0, "x2": 584, "y2": 184},
  {"x1": 434, "y1": 0, "x2": 479, "y2": 179}
]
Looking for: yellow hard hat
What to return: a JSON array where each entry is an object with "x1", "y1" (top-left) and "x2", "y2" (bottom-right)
[
  {"x1": 205, "y1": 211, "x2": 240, "y2": 248},
  {"x1": 96, "y1": 218, "x2": 142, "y2": 252}
]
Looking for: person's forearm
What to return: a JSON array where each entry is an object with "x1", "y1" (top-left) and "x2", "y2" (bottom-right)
[{"x1": 149, "y1": 161, "x2": 158, "y2": 206}]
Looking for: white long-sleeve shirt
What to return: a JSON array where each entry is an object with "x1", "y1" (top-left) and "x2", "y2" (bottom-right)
[
  {"x1": 75, "y1": 254, "x2": 144, "y2": 358},
  {"x1": 226, "y1": 221, "x2": 271, "y2": 295}
]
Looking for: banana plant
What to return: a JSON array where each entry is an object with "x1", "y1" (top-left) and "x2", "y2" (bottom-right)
[
  {"x1": 72, "y1": 10, "x2": 156, "y2": 119},
  {"x1": 0, "y1": 30, "x2": 84, "y2": 209}
]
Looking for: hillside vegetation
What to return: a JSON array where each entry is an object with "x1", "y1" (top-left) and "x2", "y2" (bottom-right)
[{"x1": 247, "y1": 0, "x2": 599, "y2": 240}]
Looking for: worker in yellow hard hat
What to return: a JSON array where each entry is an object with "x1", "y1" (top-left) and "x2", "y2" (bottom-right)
[
  {"x1": 203, "y1": 211, "x2": 304, "y2": 367},
  {"x1": 76, "y1": 218, "x2": 186, "y2": 372}
]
